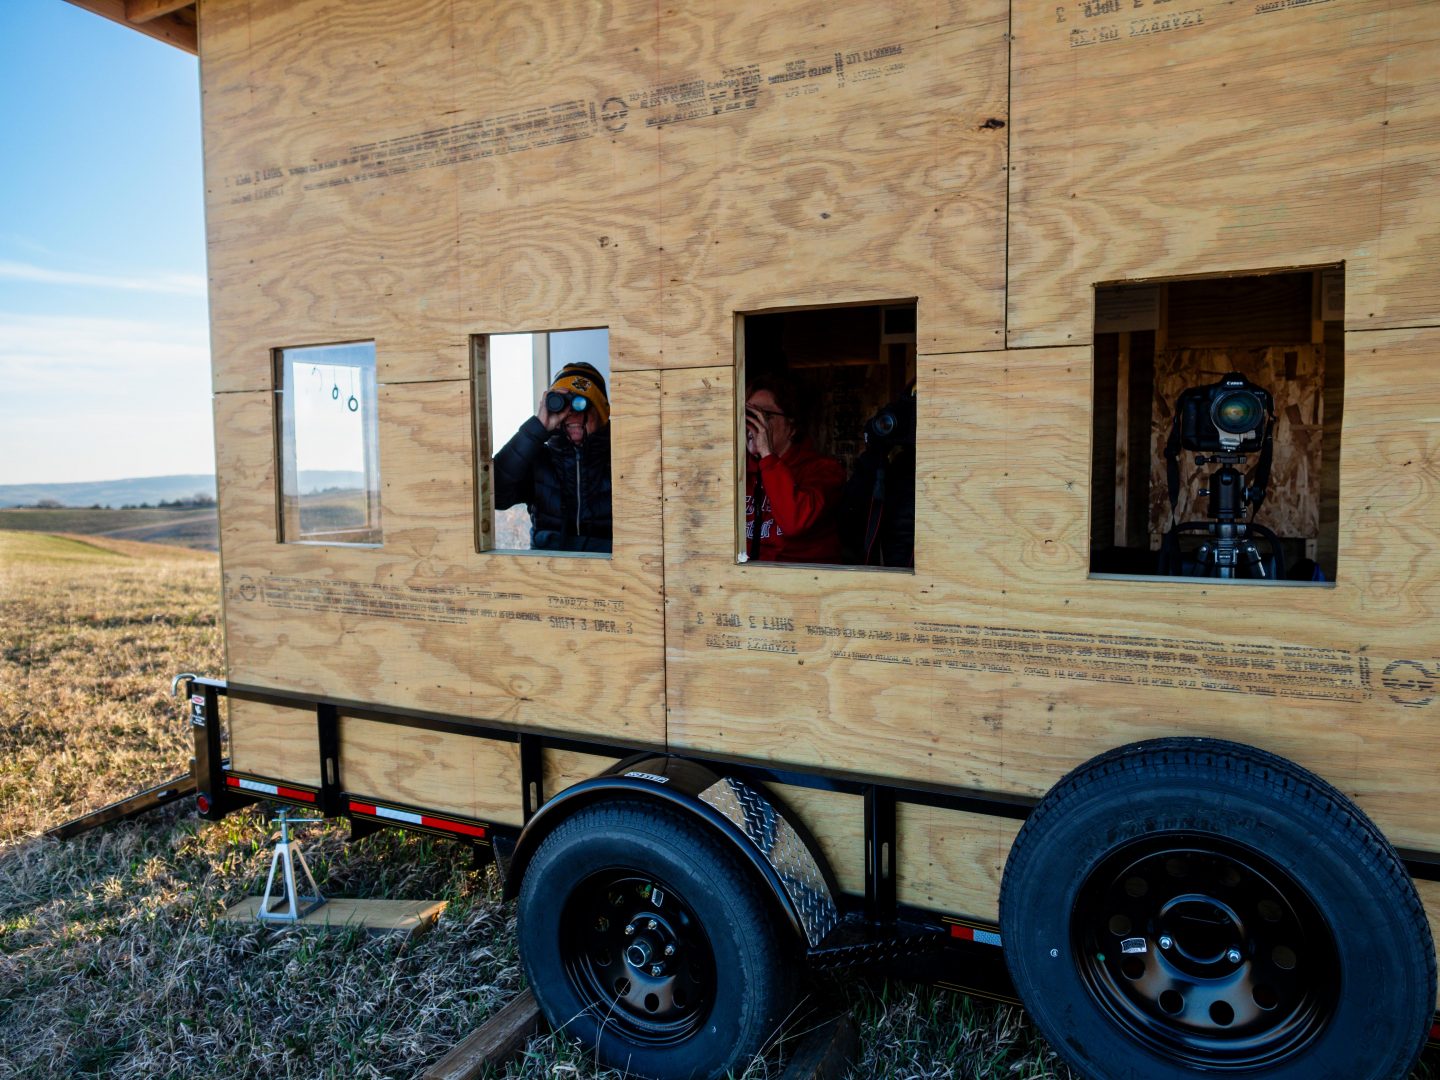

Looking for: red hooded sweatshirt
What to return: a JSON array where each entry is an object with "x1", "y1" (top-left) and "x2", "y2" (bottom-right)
[{"x1": 745, "y1": 438, "x2": 845, "y2": 563}]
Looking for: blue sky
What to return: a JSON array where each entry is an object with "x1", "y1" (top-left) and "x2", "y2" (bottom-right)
[{"x1": 0, "y1": 1, "x2": 211, "y2": 484}]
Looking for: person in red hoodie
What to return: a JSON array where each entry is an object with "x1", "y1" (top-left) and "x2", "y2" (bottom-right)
[{"x1": 744, "y1": 376, "x2": 845, "y2": 563}]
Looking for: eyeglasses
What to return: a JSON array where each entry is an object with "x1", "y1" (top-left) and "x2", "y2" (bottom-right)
[{"x1": 748, "y1": 406, "x2": 788, "y2": 421}]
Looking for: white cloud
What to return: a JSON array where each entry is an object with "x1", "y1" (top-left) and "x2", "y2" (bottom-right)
[{"x1": 0, "y1": 259, "x2": 206, "y2": 297}]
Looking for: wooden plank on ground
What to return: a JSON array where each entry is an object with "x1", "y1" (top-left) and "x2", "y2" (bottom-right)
[
  {"x1": 421, "y1": 989, "x2": 544, "y2": 1080},
  {"x1": 220, "y1": 897, "x2": 445, "y2": 939}
]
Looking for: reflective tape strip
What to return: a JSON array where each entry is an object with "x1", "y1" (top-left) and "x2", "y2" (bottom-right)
[
  {"x1": 349, "y1": 800, "x2": 486, "y2": 839},
  {"x1": 226, "y1": 776, "x2": 316, "y2": 802},
  {"x1": 949, "y1": 924, "x2": 1003, "y2": 948}
]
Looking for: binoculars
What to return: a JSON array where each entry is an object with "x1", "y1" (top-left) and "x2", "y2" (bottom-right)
[{"x1": 545, "y1": 391, "x2": 591, "y2": 414}]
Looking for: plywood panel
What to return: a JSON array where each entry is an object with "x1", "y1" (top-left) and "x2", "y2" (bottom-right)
[
  {"x1": 202, "y1": 0, "x2": 1010, "y2": 392},
  {"x1": 653, "y1": 0, "x2": 1010, "y2": 362},
  {"x1": 339, "y1": 717, "x2": 523, "y2": 825},
  {"x1": 542, "y1": 750, "x2": 620, "y2": 799},
  {"x1": 1008, "y1": 0, "x2": 1440, "y2": 347},
  {"x1": 775, "y1": 786, "x2": 865, "y2": 896},
  {"x1": 229, "y1": 699, "x2": 321, "y2": 788},
  {"x1": 216, "y1": 369, "x2": 666, "y2": 744},
  {"x1": 896, "y1": 806, "x2": 1021, "y2": 922},
  {"x1": 202, "y1": 0, "x2": 465, "y2": 392},
  {"x1": 663, "y1": 331, "x2": 1440, "y2": 852}
]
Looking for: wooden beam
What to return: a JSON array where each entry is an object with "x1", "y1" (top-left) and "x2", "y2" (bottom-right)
[
  {"x1": 62, "y1": 0, "x2": 196, "y2": 55},
  {"x1": 421, "y1": 990, "x2": 543, "y2": 1080},
  {"x1": 124, "y1": 0, "x2": 193, "y2": 23}
]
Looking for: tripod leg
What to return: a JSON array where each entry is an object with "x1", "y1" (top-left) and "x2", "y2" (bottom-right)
[{"x1": 1241, "y1": 542, "x2": 1269, "y2": 579}]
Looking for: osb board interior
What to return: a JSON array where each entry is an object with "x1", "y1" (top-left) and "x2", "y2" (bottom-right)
[
  {"x1": 1007, "y1": 0, "x2": 1440, "y2": 347},
  {"x1": 200, "y1": 0, "x2": 1009, "y2": 395},
  {"x1": 217, "y1": 374, "x2": 666, "y2": 743},
  {"x1": 1148, "y1": 344, "x2": 1324, "y2": 545},
  {"x1": 662, "y1": 331, "x2": 1440, "y2": 849}
]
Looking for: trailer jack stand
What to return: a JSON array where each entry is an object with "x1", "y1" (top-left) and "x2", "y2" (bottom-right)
[{"x1": 257, "y1": 810, "x2": 328, "y2": 923}]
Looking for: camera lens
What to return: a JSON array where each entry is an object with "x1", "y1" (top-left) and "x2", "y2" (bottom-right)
[
  {"x1": 871, "y1": 410, "x2": 897, "y2": 438},
  {"x1": 1211, "y1": 390, "x2": 1263, "y2": 434}
]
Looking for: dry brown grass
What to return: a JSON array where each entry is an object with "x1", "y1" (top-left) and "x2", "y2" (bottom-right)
[{"x1": 0, "y1": 529, "x2": 1432, "y2": 1079}]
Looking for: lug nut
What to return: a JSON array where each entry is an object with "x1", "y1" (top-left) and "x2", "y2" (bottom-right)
[
  {"x1": 647, "y1": 919, "x2": 658, "y2": 930},
  {"x1": 1158, "y1": 935, "x2": 1174, "y2": 951},
  {"x1": 1227, "y1": 948, "x2": 1242, "y2": 964},
  {"x1": 663, "y1": 944, "x2": 675, "y2": 956},
  {"x1": 650, "y1": 964, "x2": 662, "y2": 976},
  {"x1": 624, "y1": 924, "x2": 635, "y2": 936}
]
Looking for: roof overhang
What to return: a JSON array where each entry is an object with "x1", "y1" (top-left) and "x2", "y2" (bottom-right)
[{"x1": 64, "y1": 0, "x2": 197, "y2": 56}]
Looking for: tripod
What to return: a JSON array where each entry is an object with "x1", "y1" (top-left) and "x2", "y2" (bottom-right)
[{"x1": 1162, "y1": 453, "x2": 1283, "y2": 579}]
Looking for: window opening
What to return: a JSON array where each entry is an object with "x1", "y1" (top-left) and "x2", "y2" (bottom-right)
[
  {"x1": 473, "y1": 328, "x2": 612, "y2": 556},
  {"x1": 274, "y1": 341, "x2": 382, "y2": 546},
  {"x1": 738, "y1": 301, "x2": 917, "y2": 570},
  {"x1": 1089, "y1": 268, "x2": 1342, "y2": 584}
]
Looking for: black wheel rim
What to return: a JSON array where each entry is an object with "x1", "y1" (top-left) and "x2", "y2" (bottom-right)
[
  {"x1": 558, "y1": 870, "x2": 716, "y2": 1045},
  {"x1": 1072, "y1": 832, "x2": 1339, "y2": 1070}
]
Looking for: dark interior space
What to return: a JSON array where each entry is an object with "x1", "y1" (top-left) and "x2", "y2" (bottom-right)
[
  {"x1": 741, "y1": 301, "x2": 917, "y2": 568},
  {"x1": 1090, "y1": 269, "x2": 1344, "y2": 583}
]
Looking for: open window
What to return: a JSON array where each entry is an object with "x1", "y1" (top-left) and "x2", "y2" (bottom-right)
[
  {"x1": 737, "y1": 301, "x2": 917, "y2": 570},
  {"x1": 274, "y1": 341, "x2": 382, "y2": 546},
  {"x1": 473, "y1": 328, "x2": 612, "y2": 555},
  {"x1": 1089, "y1": 268, "x2": 1343, "y2": 584}
]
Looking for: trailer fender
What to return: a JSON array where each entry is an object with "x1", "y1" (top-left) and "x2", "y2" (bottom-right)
[{"x1": 504, "y1": 755, "x2": 842, "y2": 948}]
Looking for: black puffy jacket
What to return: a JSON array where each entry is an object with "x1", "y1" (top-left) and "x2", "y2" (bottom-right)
[{"x1": 493, "y1": 417, "x2": 612, "y2": 553}]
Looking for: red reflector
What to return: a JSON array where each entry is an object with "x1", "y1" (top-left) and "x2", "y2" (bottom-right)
[
  {"x1": 225, "y1": 776, "x2": 240, "y2": 788},
  {"x1": 277, "y1": 785, "x2": 316, "y2": 802},
  {"x1": 351, "y1": 802, "x2": 377, "y2": 816},
  {"x1": 1431, "y1": 1021, "x2": 1440, "y2": 1041},
  {"x1": 950, "y1": 925, "x2": 975, "y2": 941},
  {"x1": 196, "y1": 793, "x2": 212, "y2": 814},
  {"x1": 427, "y1": 816, "x2": 486, "y2": 838}
]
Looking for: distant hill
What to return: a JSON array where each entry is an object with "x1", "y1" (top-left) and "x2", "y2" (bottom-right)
[
  {"x1": 0, "y1": 508, "x2": 219, "y2": 551},
  {"x1": 0, "y1": 474, "x2": 216, "y2": 509}
]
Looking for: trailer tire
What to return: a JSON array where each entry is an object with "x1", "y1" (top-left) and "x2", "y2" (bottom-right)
[
  {"x1": 517, "y1": 799, "x2": 797, "y2": 1079},
  {"x1": 999, "y1": 738, "x2": 1434, "y2": 1080}
]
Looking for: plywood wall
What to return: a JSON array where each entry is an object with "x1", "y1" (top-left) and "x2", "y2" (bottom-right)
[{"x1": 202, "y1": 0, "x2": 1440, "y2": 912}]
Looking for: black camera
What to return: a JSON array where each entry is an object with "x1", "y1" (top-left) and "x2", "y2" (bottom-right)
[
  {"x1": 864, "y1": 395, "x2": 916, "y2": 451},
  {"x1": 1177, "y1": 373, "x2": 1273, "y2": 454}
]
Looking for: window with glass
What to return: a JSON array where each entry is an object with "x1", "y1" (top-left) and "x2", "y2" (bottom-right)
[
  {"x1": 273, "y1": 341, "x2": 382, "y2": 546},
  {"x1": 473, "y1": 328, "x2": 612, "y2": 555}
]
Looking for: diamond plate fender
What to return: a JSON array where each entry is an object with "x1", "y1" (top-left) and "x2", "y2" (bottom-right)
[{"x1": 504, "y1": 754, "x2": 841, "y2": 948}]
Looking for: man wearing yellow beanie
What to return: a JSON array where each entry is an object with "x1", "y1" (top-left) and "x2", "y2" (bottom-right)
[{"x1": 494, "y1": 362, "x2": 612, "y2": 553}]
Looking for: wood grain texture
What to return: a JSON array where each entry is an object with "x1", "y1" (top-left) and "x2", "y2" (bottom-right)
[
  {"x1": 202, "y1": 0, "x2": 1440, "y2": 912},
  {"x1": 652, "y1": 0, "x2": 1010, "y2": 363},
  {"x1": 1008, "y1": 0, "x2": 1440, "y2": 347},
  {"x1": 217, "y1": 371, "x2": 666, "y2": 744},
  {"x1": 228, "y1": 699, "x2": 321, "y2": 787},
  {"x1": 662, "y1": 336, "x2": 1440, "y2": 848},
  {"x1": 340, "y1": 718, "x2": 523, "y2": 825}
]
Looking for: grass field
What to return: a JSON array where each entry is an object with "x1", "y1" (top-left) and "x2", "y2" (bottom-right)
[
  {"x1": 0, "y1": 530, "x2": 1431, "y2": 1078},
  {"x1": 0, "y1": 508, "x2": 218, "y2": 552}
]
